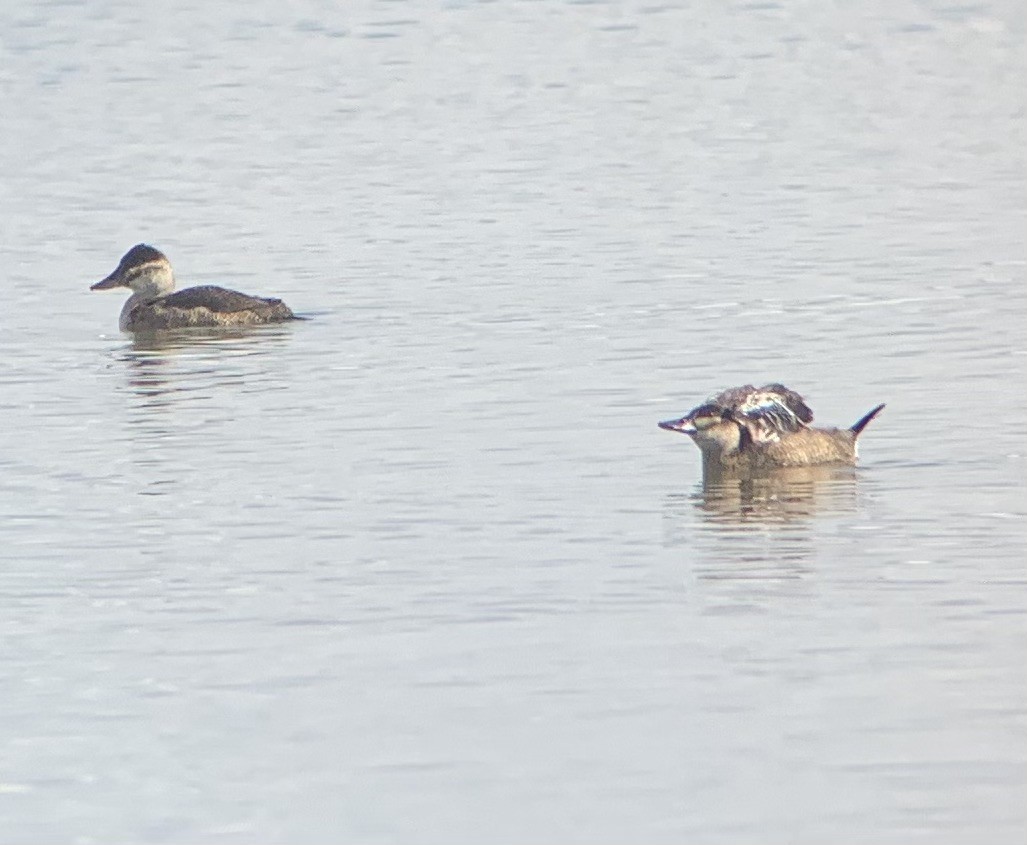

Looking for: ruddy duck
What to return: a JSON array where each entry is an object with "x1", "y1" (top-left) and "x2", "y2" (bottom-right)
[
  {"x1": 90, "y1": 244, "x2": 296, "y2": 332},
  {"x1": 659, "y1": 383, "x2": 884, "y2": 475}
]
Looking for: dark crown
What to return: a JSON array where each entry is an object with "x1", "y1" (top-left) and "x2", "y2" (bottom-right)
[{"x1": 118, "y1": 243, "x2": 167, "y2": 269}]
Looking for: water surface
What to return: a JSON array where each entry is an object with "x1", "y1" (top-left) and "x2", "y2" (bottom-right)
[{"x1": 1, "y1": 1, "x2": 1024, "y2": 842}]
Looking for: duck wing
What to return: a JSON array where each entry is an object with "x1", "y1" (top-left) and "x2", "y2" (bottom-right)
[
  {"x1": 725, "y1": 384, "x2": 814, "y2": 443},
  {"x1": 159, "y1": 286, "x2": 285, "y2": 314}
]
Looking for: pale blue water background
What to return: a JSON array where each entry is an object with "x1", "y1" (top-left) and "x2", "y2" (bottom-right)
[{"x1": 0, "y1": 1, "x2": 1024, "y2": 842}]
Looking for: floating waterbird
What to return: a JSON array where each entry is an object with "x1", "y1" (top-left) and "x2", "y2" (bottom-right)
[
  {"x1": 658, "y1": 383, "x2": 884, "y2": 475},
  {"x1": 90, "y1": 244, "x2": 296, "y2": 332}
]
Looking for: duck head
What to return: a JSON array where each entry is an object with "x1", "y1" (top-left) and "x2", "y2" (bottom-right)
[
  {"x1": 91, "y1": 244, "x2": 175, "y2": 301},
  {"x1": 658, "y1": 403, "x2": 746, "y2": 457}
]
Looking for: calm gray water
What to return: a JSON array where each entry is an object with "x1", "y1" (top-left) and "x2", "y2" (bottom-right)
[{"x1": 1, "y1": 1, "x2": 1024, "y2": 842}]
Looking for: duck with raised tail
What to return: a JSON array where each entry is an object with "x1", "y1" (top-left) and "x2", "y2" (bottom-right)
[
  {"x1": 90, "y1": 244, "x2": 297, "y2": 332},
  {"x1": 659, "y1": 383, "x2": 885, "y2": 475}
]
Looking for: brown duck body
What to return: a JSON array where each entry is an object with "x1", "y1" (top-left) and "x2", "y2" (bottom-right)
[
  {"x1": 124, "y1": 286, "x2": 294, "y2": 331},
  {"x1": 659, "y1": 383, "x2": 884, "y2": 477},
  {"x1": 706, "y1": 424, "x2": 863, "y2": 474}
]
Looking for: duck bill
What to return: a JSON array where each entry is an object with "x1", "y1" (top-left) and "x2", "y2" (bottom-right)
[
  {"x1": 90, "y1": 270, "x2": 126, "y2": 291},
  {"x1": 658, "y1": 416, "x2": 697, "y2": 436}
]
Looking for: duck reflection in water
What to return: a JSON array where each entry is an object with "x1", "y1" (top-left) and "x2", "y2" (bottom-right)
[
  {"x1": 116, "y1": 326, "x2": 294, "y2": 408},
  {"x1": 689, "y1": 464, "x2": 861, "y2": 525},
  {"x1": 659, "y1": 465, "x2": 862, "y2": 586}
]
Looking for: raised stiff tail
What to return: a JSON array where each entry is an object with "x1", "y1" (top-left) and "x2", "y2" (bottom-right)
[{"x1": 850, "y1": 403, "x2": 885, "y2": 436}]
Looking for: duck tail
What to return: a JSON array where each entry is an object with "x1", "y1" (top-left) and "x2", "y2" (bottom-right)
[{"x1": 850, "y1": 403, "x2": 885, "y2": 437}]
